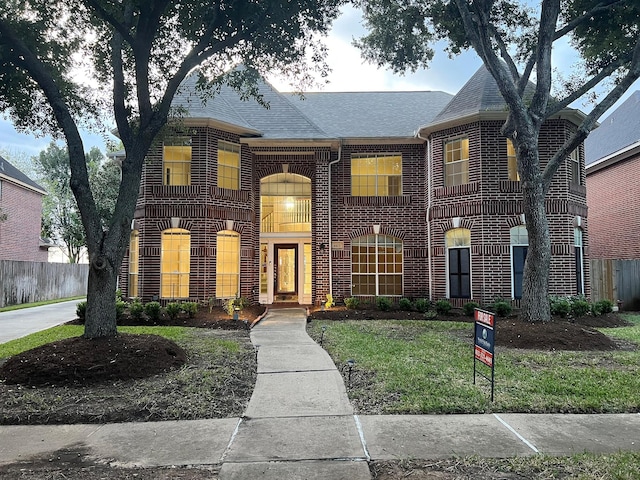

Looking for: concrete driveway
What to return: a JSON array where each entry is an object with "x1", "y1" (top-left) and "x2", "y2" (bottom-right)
[{"x1": 0, "y1": 299, "x2": 84, "y2": 344}]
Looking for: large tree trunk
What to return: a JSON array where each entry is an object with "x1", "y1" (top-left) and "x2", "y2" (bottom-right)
[
  {"x1": 84, "y1": 254, "x2": 119, "y2": 338},
  {"x1": 519, "y1": 148, "x2": 552, "y2": 323}
]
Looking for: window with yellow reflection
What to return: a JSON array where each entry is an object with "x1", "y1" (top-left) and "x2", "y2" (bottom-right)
[
  {"x1": 129, "y1": 230, "x2": 139, "y2": 298},
  {"x1": 163, "y1": 144, "x2": 191, "y2": 186},
  {"x1": 216, "y1": 230, "x2": 240, "y2": 298},
  {"x1": 218, "y1": 141, "x2": 240, "y2": 190},
  {"x1": 351, "y1": 154, "x2": 402, "y2": 196},
  {"x1": 444, "y1": 138, "x2": 469, "y2": 186},
  {"x1": 506, "y1": 139, "x2": 520, "y2": 181},
  {"x1": 161, "y1": 228, "x2": 190, "y2": 298}
]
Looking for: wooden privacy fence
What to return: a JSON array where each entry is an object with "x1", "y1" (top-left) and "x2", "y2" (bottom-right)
[
  {"x1": 0, "y1": 260, "x2": 88, "y2": 308},
  {"x1": 590, "y1": 259, "x2": 640, "y2": 311}
]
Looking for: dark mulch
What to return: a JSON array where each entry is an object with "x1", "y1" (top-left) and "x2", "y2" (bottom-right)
[
  {"x1": 1, "y1": 305, "x2": 266, "y2": 388},
  {"x1": 309, "y1": 307, "x2": 632, "y2": 351}
]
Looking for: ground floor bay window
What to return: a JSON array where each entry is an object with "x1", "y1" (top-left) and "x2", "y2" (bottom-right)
[
  {"x1": 161, "y1": 228, "x2": 190, "y2": 299},
  {"x1": 351, "y1": 234, "x2": 403, "y2": 296},
  {"x1": 216, "y1": 230, "x2": 240, "y2": 299}
]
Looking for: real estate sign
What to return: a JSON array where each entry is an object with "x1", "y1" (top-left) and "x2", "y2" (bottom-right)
[{"x1": 473, "y1": 308, "x2": 496, "y2": 401}]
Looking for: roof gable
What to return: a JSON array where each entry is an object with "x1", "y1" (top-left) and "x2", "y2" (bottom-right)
[{"x1": 0, "y1": 156, "x2": 46, "y2": 194}]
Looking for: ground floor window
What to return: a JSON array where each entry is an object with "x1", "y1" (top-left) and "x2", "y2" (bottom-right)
[
  {"x1": 510, "y1": 225, "x2": 528, "y2": 299},
  {"x1": 351, "y1": 234, "x2": 403, "y2": 296},
  {"x1": 304, "y1": 243, "x2": 312, "y2": 295},
  {"x1": 161, "y1": 228, "x2": 190, "y2": 298},
  {"x1": 446, "y1": 228, "x2": 471, "y2": 298},
  {"x1": 575, "y1": 227, "x2": 584, "y2": 295},
  {"x1": 216, "y1": 230, "x2": 240, "y2": 298},
  {"x1": 129, "y1": 230, "x2": 139, "y2": 297}
]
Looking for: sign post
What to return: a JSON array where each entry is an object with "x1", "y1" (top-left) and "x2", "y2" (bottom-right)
[{"x1": 473, "y1": 308, "x2": 496, "y2": 402}]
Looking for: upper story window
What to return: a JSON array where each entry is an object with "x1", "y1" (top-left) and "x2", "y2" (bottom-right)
[
  {"x1": 506, "y1": 139, "x2": 520, "y2": 181},
  {"x1": 570, "y1": 149, "x2": 581, "y2": 186},
  {"x1": 218, "y1": 141, "x2": 241, "y2": 190},
  {"x1": 163, "y1": 140, "x2": 191, "y2": 186},
  {"x1": 444, "y1": 138, "x2": 469, "y2": 187},
  {"x1": 351, "y1": 154, "x2": 402, "y2": 196}
]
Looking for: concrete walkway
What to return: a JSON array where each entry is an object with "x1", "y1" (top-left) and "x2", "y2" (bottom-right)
[
  {"x1": 1, "y1": 307, "x2": 640, "y2": 478},
  {"x1": 0, "y1": 299, "x2": 84, "y2": 343}
]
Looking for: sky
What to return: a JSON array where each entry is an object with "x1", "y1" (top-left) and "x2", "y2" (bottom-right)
[{"x1": 1, "y1": 4, "x2": 638, "y2": 162}]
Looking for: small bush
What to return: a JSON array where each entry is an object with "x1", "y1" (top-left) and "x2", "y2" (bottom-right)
[
  {"x1": 463, "y1": 301, "x2": 480, "y2": 317},
  {"x1": 434, "y1": 299, "x2": 452, "y2": 315},
  {"x1": 115, "y1": 289, "x2": 123, "y2": 301},
  {"x1": 376, "y1": 296, "x2": 392, "y2": 311},
  {"x1": 344, "y1": 297, "x2": 360, "y2": 309},
  {"x1": 166, "y1": 302, "x2": 182, "y2": 321},
  {"x1": 144, "y1": 301, "x2": 162, "y2": 321},
  {"x1": 182, "y1": 301, "x2": 199, "y2": 318},
  {"x1": 550, "y1": 297, "x2": 571, "y2": 317},
  {"x1": 595, "y1": 299, "x2": 614, "y2": 315},
  {"x1": 115, "y1": 299, "x2": 128, "y2": 320},
  {"x1": 414, "y1": 298, "x2": 430, "y2": 313},
  {"x1": 570, "y1": 299, "x2": 591, "y2": 318},
  {"x1": 398, "y1": 298, "x2": 413, "y2": 311},
  {"x1": 76, "y1": 301, "x2": 87, "y2": 323},
  {"x1": 491, "y1": 299, "x2": 512, "y2": 317},
  {"x1": 129, "y1": 299, "x2": 145, "y2": 321}
]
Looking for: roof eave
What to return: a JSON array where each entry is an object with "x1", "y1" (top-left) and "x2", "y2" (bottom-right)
[
  {"x1": 586, "y1": 140, "x2": 640, "y2": 175},
  {"x1": 0, "y1": 173, "x2": 47, "y2": 196}
]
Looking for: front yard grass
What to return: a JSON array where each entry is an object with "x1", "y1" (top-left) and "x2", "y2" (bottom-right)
[{"x1": 309, "y1": 315, "x2": 640, "y2": 414}]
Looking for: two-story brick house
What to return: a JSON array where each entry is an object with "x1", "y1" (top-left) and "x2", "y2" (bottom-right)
[
  {"x1": 0, "y1": 156, "x2": 48, "y2": 262},
  {"x1": 120, "y1": 66, "x2": 588, "y2": 307}
]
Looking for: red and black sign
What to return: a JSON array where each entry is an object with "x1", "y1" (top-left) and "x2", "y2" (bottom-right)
[{"x1": 473, "y1": 308, "x2": 496, "y2": 401}]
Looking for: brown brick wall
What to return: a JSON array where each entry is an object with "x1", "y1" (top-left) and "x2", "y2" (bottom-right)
[
  {"x1": 0, "y1": 180, "x2": 47, "y2": 262},
  {"x1": 586, "y1": 153, "x2": 640, "y2": 259}
]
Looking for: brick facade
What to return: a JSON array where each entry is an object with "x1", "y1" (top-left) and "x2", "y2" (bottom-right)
[{"x1": 0, "y1": 179, "x2": 47, "y2": 262}]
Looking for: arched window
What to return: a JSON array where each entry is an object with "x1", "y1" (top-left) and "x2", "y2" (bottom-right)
[
  {"x1": 510, "y1": 225, "x2": 528, "y2": 299},
  {"x1": 216, "y1": 230, "x2": 240, "y2": 298},
  {"x1": 161, "y1": 228, "x2": 190, "y2": 298},
  {"x1": 575, "y1": 227, "x2": 584, "y2": 295},
  {"x1": 351, "y1": 234, "x2": 403, "y2": 296},
  {"x1": 445, "y1": 228, "x2": 471, "y2": 298},
  {"x1": 260, "y1": 173, "x2": 311, "y2": 233},
  {"x1": 129, "y1": 230, "x2": 139, "y2": 298}
]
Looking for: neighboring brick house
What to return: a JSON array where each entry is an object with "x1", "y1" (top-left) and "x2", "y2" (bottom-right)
[
  {"x1": 120, "y1": 66, "x2": 588, "y2": 307},
  {"x1": 585, "y1": 91, "x2": 640, "y2": 260},
  {"x1": 0, "y1": 156, "x2": 49, "y2": 262}
]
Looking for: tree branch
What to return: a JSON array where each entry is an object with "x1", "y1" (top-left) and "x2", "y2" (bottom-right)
[
  {"x1": 554, "y1": 0, "x2": 625, "y2": 40},
  {"x1": 529, "y1": 0, "x2": 559, "y2": 121}
]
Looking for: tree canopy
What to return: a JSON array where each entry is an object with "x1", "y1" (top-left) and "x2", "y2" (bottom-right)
[
  {"x1": 355, "y1": 0, "x2": 640, "y2": 322},
  {"x1": 0, "y1": 0, "x2": 345, "y2": 337}
]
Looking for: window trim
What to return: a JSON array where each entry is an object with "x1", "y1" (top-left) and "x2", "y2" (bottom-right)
[
  {"x1": 217, "y1": 140, "x2": 241, "y2": 191},
  {"x1": 162, "y1": 139, "x2": 192, "y2": 186},
  {"x1": 574, "y1": 227, "x2": 584, "y2": 295},
  {"x1": 570, "y1": 149, "x2": 581, "y2": 186},
  {"x1": 160, "y1": 228, "x2": 190, "y2": 299},
  {"x1": 129, "y1": 230, "x2": 139, "y2": 298},
  {"x1": 351, "y1": 234, "x2": 403, "y2": 296},
  {"x1": 445, "y1": 228, "x2": 471, "y2": 299},
  {"x1": 510, "y1": 225, "x2": 529, "y2": 299},
  {"x1": 215, "y1": 230, "x2": 240, "y2": 299},
  {"x1": 506, "y1": 139, "x2": 520, "y2": 181}
]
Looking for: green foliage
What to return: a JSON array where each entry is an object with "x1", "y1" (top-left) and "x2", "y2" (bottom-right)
[
  {"x1": 595, "y1": 299, "x2": 614, "y2": 315},
  {"x1": 182, "y1": 301, "x2": 199, "y2": 318},
  {"x1": 115, "y1": 298, "x2": 127, "y2": 320},
  {"x1": 414, "y1": 298, "x2": 430, "y2": 313},
  {"x1": 491, "y1": 299, "x2": 512, "y2": 317},
  {"x1": 550, "y1": 297, "x2": 571, "y2": 317},
  {"x1": 166, "y1": 302, "x2": 182, "y2": 321},
  {"x1": 398, "y1": 298, "x2": 413, "y2": 311},
  {"x1": 129, "y1": 299, "x2": 145, "y2": 321},
  {"x1": 376, "y1": 296, "x2": 392, "y2": 311},
  {"x1": 223, "y1": 296, "x2": 250, "y2": 316},
  {"x1": 434, "y1": 299, "x2": 451, "y2": 315},
  {"x1": 325, "y1": 294, "x2": 335, "y2": 309},
  {"x1": 462, "y1": 301, "x2": 479, "y2": 317},
  {"x1": 344, "y1": 297, "x2": 360, "y2": 309},
  {"x1": 571, "y1": 298, "x2": 591, "y2": 318},
  {"x1": 76, "y1": 301, "x2": 87, "y2": 323},
  {"x1": 144, "y1": 301, "x2": 162, "y2": 322}
]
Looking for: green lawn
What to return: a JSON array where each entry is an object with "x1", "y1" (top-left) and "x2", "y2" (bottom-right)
[{"x1": 309, "y1": 315, "x2": 640, "y2": 414}]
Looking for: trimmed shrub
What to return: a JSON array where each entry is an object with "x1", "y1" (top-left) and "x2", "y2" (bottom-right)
[
  {"x1": 463, "y1": 301, "x2": 480, "y2": 317},
  {"x1": 129, "y1": 299, "x2": 145, "y2": 321},
  {"x1": 144, "y1": 301, "x2": 162, "y2": 321},
  {"x1": 398, "y1": 298, "x2": 413, "y2": 311},
  {"x1": 166, "y1": 302, "x2": 182, "y2": 320},
  {"x1": 115, "y1": 299, "x2": 128, "y2": 320},
  {"x1": 434, "y1": 299, "x2": 452, "y2": 315},
  {"x1": 182, "y1": 301, "x2": 199, "y2": 318},
  {"x1": 595, "y1": 299, "x2": 614, "y2": 315},
  {"x1": 570, "y1": 299, "x2": 591, "y2": 318},
  {"x1": 344, "y1": 297, "x2": 360, "y2": 309},
  {"x1": 491, "y1": 299, "x2": 512, "y2": 317},
  {"x1": 550, "y1": 297, "x2": 571, "y2": 317},
  {"x1": 376, "y1": 296, "x2": 392, "y2": 311},
  {"x1": 76, "y1": 301, "x2": 87, "y2": 323},
  {"x1": 414, "y1": 298, "x2": 430, "y2": 313}
]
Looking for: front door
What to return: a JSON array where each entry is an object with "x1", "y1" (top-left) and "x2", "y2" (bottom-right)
[{"x1": 275, "y1": 244, "x2": 298, "y2": 302}]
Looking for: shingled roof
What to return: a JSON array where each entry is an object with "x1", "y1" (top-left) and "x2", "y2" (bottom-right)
[
  {"x1": 0, "y1": 155, "x2": 46, "y2": 194},
  {"x1": 171, "y1": 71, "x2": 453, "y2": 140},
  {"x1": 585, "y1": 91, "x2": 640, "y2": 165}
]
